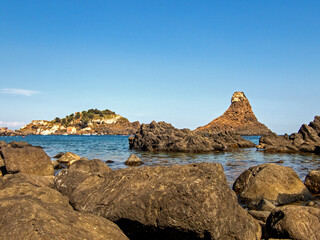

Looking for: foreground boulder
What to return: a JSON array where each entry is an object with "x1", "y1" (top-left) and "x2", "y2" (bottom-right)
[
  {"x1": 129, "y1": 121, "x2": 255, "y2": 152},
  {"x1": 233, "y1": 163, "x2": 313, "y2": 208},
  {"x1": 55, "y1": 159, "x2": 112, "y2": 198},
  {"x1": 0, "y1": 173, "x2": 128, "y2": 240},
  {"x1": 55, "y1": 163, "x2": 261, "y2": 240},
  {"x1": 195, "y1": 92, "x2": 271, "y2": 135},
  {"x1": 257, "y1": 116, "x2": 320, "y2": 154},
  {"x1": 266, "y1": 206, "x2": 320, "y2": 240},
  {"x1": 304, "y1": 170, "x2": 320, "y2": 193},
  {"x1": 0, "y1": 141, "x2": 54, "y2": 176}
]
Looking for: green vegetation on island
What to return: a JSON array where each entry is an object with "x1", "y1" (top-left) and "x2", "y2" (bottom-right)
[{"x1": 53, "y1": 109, "x2": 117, "y2": 127}]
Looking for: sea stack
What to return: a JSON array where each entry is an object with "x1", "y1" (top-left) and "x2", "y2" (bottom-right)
[{"x1": 195, "y1": 92, "x2": 271, "y2": 135}]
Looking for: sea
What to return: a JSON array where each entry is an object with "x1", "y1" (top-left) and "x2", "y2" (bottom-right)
[{"x1": 1, "y1": 135, "x2": 319, "y2": 185}]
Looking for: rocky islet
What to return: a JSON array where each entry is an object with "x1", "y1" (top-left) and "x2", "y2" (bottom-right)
[
  {"x1": 195, "y1": 92, "x2": 271, "y2": 136},
  {"x1": 18, "y1": 108, "x2": 140, "y2": 136}
]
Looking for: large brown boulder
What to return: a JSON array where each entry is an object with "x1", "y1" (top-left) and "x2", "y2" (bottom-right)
[
  {"x1": 0, "y1": 141, "x2": 54, "y2": 176},
  {"x1": 129, "y1": 121, "x2": 255, "y2": 152},
  {"x1": 233, "y1": 163, "x2": 313, "y2": 208},
  {"x1": 55, "y1": 163, "x2": 261, "y2": 240},
  {"x1": 257, "y1": 116, "x2": 320, "y2": 154},
  {"x1": 0, "y1": 172, "x2": 54, "y2": 188},
  {"x1": 55, "y1": 159, "x2": 112, "y2": 198},
  {"x1": 304, "y1": 170, "x2": 320, "y2": 193},
  {"x1": 0, "y1": 174, "x2": 128, "y2": 240},
  {"x1": 266, "y1": 206, "x2": 320, "y2": 240}
]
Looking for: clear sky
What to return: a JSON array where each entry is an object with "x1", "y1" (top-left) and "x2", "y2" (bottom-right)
[{"x1": 0, "y1": 1, "x2": 319, "y2": 134}]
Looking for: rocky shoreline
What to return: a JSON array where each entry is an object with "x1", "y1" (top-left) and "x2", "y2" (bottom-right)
[
  {"x1": 257, "y1": 116, "x2": 320, "y2": 154},
  {"x1": 0, "y1": 140, "x2": 319, "y2": 239},
  {"x1": 0, "y1": 127, "x2": 26, "y2": 136}
]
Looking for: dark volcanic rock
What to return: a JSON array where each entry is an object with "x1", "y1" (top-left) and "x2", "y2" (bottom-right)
[
  {"x1": 0, "y1": 172, "x2": 54, "y2": 188},
  {"x1": 266, "y1": 206, "x2": 320, "y2": 240},
  {"x1": 233, "y1": 163, "x2": 313, "y2": 208},
  {"x1": 257, "y1": 116, "x2": 320, "y2": 154},
  {"x1": 54, "y1": 159, "x2": 112, "y2": 198},
  {"x1": 55, "y1": 163, "x2": 261, "y2": 240},
  {"x1": 0, "y1": 174, "x2": 128, "y2": 240},
  {"x1": 304, "y1": 170, "x2": 320, "y2": 194},
  {"x1": 0, "y1": 141, "x2": 54, "y2": 176},
  {"x1": 195, "y1": 92, "x2": 271, "y2": 135},
  {"x1": 129, "y1": 121, "x2": 255, "y2": 152}
]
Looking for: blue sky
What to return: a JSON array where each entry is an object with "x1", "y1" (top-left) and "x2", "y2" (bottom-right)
[{"x1": 0, "y1": 1, "x2": 319, "y2": 134}]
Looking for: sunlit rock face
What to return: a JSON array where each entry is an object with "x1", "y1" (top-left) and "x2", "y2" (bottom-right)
[{"x1": 195, "y1": 92, "x2": 271, "y2": 136}]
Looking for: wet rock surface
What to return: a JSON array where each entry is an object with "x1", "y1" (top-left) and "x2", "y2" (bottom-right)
[
  {"x1": 266, "y1": 205, "x2": 320, "y2": 240},
  {"x1": 129, "y1": 121, "x2": 255, "y2": 152},
  {"x1": 258, "y1": 116, "x2": 320, "y2": 154},
  {"x1": 55, "y1": 162, "x2": 261, "y2": 240},
  {"x1": 0, "y1": 141, "x2": 54, "y2": 176},
  {"x1": 233, "y1": 163, "x2": 313, "y2": 208},
  {"x1": 0, "y1": 173, "x2": 128, "y2": 240}
]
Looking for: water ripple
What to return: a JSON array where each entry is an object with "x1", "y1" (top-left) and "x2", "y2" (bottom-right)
[{"x1": 1, "y1": 135, "x2": 319, "y2": 185}]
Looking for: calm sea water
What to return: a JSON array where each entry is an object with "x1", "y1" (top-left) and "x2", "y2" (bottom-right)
[{"x1": 1, "y1": 135, "x2": 319, "y2": 184}]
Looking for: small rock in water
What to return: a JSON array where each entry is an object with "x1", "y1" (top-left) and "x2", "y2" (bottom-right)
[
  {"x1": 125, "y1": 154, "x2": 143, "y2": 166},
  {"x1": 275, "y1": 160, "x2": 284, "y2": 164},
  {"x1": 53, "y1": 152, "x2": 64, "y2": 158},
  {"x1": 57, "y1": 152, "x2": 81, "y2": 164},
  {"x1": 105, "y1": 160, "x2": 114, "y2": 163}
]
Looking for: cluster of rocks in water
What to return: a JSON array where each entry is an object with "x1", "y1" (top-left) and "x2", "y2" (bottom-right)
[
  {"x1": 129, "y1": 114, "x2": 320, "y2": 156},
  {"x1": 129, "y1": 121, "x2": 255, "y2": 152},
  {"x1": 0, "y1": 140, "x2": 319, "y2": 239},
  {"x1": 257, "y1": 116, "x2": 320, "y2": 154}
]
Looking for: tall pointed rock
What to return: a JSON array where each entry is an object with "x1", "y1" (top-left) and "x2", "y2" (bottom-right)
[{"x1": 195, "y1": 92, "x2": 271, "y2": 135}]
